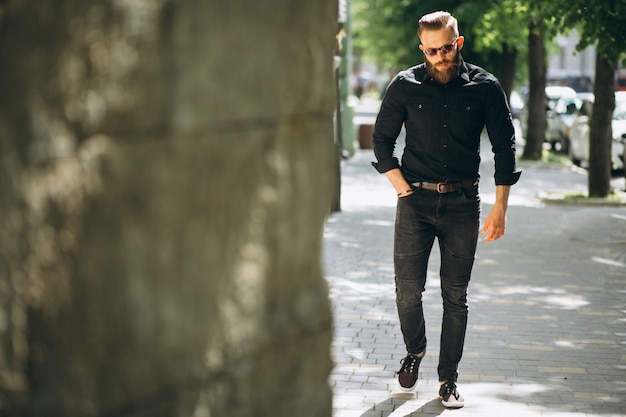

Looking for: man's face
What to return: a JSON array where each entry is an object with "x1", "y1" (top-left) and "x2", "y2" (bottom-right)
[{"x1": 419, "y1": 28, "x2": 464, "y2": 84}]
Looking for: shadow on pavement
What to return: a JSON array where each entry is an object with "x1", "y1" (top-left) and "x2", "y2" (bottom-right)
[{"x1": 359, "y1": 397, "x2": 444, "y2": 417}]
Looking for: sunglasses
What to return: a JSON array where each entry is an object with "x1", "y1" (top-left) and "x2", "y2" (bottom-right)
[{"x1": 422, "y1": 38, "x2": 458, "y2": 57}]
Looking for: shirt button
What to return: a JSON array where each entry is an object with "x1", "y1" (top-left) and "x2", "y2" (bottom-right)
[{"x1": 443, "y1": 124, "x2": 447, "y2": 128}]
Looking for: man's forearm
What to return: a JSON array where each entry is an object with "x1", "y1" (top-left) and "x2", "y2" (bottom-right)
[
  {"x1": 385, "y1": 168, "x2": 413, "y2": 196},
  {"x1": 494, "y1": 185, "x2": 511, "y2": 210}
]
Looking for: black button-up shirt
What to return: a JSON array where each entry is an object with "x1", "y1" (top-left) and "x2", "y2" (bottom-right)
[{"x1": 372, "y1": 61, "x2": 521, "y2": 186}]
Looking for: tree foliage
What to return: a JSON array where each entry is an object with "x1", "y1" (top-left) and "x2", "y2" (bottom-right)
[
  {"x1": 546, "y1": 0, "x2": 626, "y2": 61},
  {"x1": 473, "y1": 1, "x2": 529, "y2": 71},
  {"x1": 472, "y1": 0, "x2": 528, "y2": 54},
  {"x1": 472, "y1": 0, "x2": 532, "y2": 96}
]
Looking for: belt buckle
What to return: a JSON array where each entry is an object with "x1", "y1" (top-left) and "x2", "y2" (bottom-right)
[{"x1": 436, "y1": 182, "x2": 448, "y2": 193}]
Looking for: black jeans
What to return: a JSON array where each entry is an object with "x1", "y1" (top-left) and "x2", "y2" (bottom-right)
[{"x1": 394, "y1": 185, "x2": 480, "y2": 383}]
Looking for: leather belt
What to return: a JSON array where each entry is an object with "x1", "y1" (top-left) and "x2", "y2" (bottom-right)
[{"x1": 412, "y1": 180, "x2": 478, "y2": 193}]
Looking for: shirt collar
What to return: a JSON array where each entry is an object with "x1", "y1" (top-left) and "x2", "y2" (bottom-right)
[{"x1": 459, "y1": 61, "x2": 470, "y2": 83}]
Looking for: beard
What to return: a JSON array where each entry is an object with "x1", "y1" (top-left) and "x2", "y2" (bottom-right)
[{"x1": 425, "y1": 51, "x2": 461, "y2": 84}]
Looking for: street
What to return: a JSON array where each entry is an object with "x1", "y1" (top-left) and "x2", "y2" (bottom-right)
[{"x1": 323, "y1": 132, "x2": 626, "y2": 416}]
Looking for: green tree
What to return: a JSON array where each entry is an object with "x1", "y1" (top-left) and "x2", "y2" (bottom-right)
[
  {"x1": 472, "y1": 0, "x2": 529, "y2": 99},
  {"x1": 543, "y1": 0, "x2": 626, "y2": 197},
  {"x1": 472, "y1": 0, "x2": 551, "y2": 162}
]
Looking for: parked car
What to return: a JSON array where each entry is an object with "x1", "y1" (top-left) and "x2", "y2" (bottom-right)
[
  {"x1": 520, "y1": 86, "x2": 577, "y2": 152},
  {"x1": 568, "y1": 99, "x2": 626, "y2": 172},
  {"x1": 551, "y1": 92, "x2": 595, "y2": 151}
]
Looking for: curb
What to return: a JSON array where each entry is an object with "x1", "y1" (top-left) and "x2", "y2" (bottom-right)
[{"x1": 537, "y1": 190, "x2": 626, "y2": 206}]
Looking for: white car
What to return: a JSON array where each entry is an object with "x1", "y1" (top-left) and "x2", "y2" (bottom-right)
[
  {"x1": 568, "y1": 99, "x2": 625, "y2": 172},
  {"x1": 520, "y1": 86, "x2": 577, "y2": 152},
  {"x1": 545, "y1": 86, "x2": 579, "y2": 152}
]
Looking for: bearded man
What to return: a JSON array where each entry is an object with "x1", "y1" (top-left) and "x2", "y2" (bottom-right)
[{"x1": 371, "y1": 10, "x2": 521, "y2": 408}]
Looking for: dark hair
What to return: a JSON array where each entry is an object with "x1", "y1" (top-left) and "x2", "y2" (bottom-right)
[{"x1": 418, "y1": 11, "x2": 459, "y2": 39}]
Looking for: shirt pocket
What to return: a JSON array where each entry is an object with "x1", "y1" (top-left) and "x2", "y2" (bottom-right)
[
  {"x1": 453, "y1": 99, "x2": 484, "y2": 133},
  {"x1": 406, "y1": 100, "x2": 433, "y2": 132}
]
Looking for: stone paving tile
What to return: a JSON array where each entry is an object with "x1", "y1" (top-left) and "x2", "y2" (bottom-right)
[{"x1": 324, "y1": 145, "x2": 626, "y2": 417}]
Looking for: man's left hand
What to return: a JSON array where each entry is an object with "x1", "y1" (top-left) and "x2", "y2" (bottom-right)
[{"x1": 482, "y1": 205, "x2": 506, "y2": 241}]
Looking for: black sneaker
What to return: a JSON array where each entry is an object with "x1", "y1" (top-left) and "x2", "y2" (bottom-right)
[
  {"x1": 396, "y1": 354, "x2": 423, "y2": 391},
  {"x1": 439, "y1": 381, "x2": 464, "y2": 408}
]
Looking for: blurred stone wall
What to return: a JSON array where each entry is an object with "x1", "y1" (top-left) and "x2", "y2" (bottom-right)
[{"x1": 0, "y1": 1, "x2": 336, "y2": 416}]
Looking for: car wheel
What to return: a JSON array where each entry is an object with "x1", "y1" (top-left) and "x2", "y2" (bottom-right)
[{"x1": 550, "y1": 140, "x2": 560, "y2": 152}]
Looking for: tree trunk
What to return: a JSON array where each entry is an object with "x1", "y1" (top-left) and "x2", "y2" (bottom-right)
[
  {"x1": 588, "y1": 48, "x2": 616, "y2": 197},
  {"x1": 522, "y1": 21, "x2": 547, "y2": 160},
  {"x1": 498, "y1": 44, "x2": 517, "y2": 102}
]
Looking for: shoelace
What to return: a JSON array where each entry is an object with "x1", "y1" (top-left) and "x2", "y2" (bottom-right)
[
  {"x1": 442, "y1": 382, "x2": 459, "y2": 398},
  {"x1": 396, "y1": 356, "x2": 417, "y2": 375}
]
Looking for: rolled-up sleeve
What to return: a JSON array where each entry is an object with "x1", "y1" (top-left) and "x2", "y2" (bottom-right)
[
  {"x1": 494, "y1": 153, "x2": 522, "y2": 185},
  {"x1": 371, "y1": 156, "x2": 400, "y2": 173}
]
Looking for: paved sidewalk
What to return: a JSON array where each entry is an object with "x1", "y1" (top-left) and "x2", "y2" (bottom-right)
[{"x1": 323, "y1": 142, "x2": 626, "y2": 416}]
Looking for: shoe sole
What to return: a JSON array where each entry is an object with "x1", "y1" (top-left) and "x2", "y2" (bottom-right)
[
  {"x1": 399, "y1": 383, "x2": 417, "y2": 392},
  {"x1": 441, "y1": 399, "x2": 464, "y2": 408}
]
